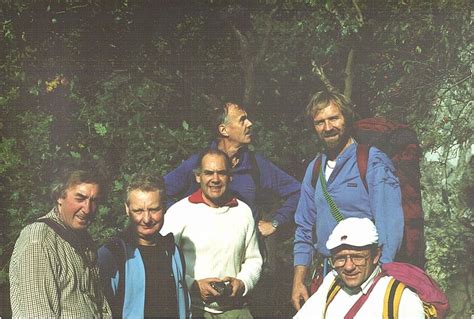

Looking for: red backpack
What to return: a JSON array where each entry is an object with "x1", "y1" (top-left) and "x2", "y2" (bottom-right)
[
  {"x1": 380, "y1": 262, "x2": 449, "y2": 318},
  {"x1": 311, "y1": 117, "x2": 425, "y2": 268}
]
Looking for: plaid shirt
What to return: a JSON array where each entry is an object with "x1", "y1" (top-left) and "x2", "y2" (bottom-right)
[{"x1": 9, "y1": 208, "x2": 112, "y2": 318}]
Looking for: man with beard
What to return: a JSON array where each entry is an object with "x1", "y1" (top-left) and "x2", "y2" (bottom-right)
[
  {"x1": 291, "y1": 91, "x2": 404, "y2": 311},
  {"x1": 161, "y1": 149, "x2": 262, "y2": 318},
  {"x1": 9, "y1": 168, "x2": 111, "y2": 317},
  {"x1": 164, "y1": 100, "x2": 300, "y2": 238},
  {"x1": 97, "y1": 173, "x2": 191, "y2": 318}
]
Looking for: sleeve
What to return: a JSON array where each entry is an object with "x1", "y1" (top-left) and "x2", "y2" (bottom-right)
[
  {"x1": 164, "y1": 155, "x2": 200, "y2": 209},
  {"x1": 398, "y1": 288, "x2": 425, "y2": 318},
  {"x1": 97, "y1": 245, "x2": 119, "y2": 304},
  {"x1": 367, "y1": 147, "x2": 404, "y2": 263},
  {"x1": 256, "y1": 155, "x2": 301, "y2": 226},
  {"x1": 160, "y1": 203, "x2": 192, "y2": 285},
  {"x1": 9, "y1": 232, "x2": 60, "y2": 317},
  {"x1": 236, "y1": 211, "x2": 263, "y2": 295},
  {"x1": 293, "y1": 158, "x2": 318, "y2": 267}
]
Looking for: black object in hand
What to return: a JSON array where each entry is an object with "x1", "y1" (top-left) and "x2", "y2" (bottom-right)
[{"x1": 211, "y1": 281, "x2": 232, "y2": 296}]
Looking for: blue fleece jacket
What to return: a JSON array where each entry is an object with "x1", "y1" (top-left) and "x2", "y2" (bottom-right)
[
  {"x1": 164, "y1": 141, "x2": 301, "y2": 226},
  {"x1": 98, "y1": 236, "x2": 191, "y2": 319},
  {"x1": 293, "y1": 143, "x2": 404, "y2": 266}
]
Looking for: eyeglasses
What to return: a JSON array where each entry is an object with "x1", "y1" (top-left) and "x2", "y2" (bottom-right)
[{"x1": 330, "y1": 254, "x2": 371, "y2": 268}]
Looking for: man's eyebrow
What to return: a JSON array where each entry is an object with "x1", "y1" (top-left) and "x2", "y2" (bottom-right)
[
  {"x1": 203, "y1": 169, "x2": 229, "y2": 174},
  {"x1": 74, "y1": 192, "x2": 98, "y2": 200}
]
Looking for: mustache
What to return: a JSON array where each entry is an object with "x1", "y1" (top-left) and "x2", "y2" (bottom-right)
[
  {"x1": 321, "y1": 130, "x2": 339, "y2": 137},
  {"x1": 141, "y1": 221, "x2": 157, "y2": 227}
]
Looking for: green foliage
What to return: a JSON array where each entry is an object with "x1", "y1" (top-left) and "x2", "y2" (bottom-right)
[{"x1": 0, "y1": 0, "x2": 471, "y2": 316}]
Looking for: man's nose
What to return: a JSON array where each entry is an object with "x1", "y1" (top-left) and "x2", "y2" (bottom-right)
[
  {"x1": 82, "y1": 199, "x2": 92, "y2": 214},
  {"x1": 143, "y1": 210, "x2": 151, "y2": 223},
  {"x1": 343, "y1": 256, "x2": 356, "y2": 271},
  {"x1": 246, "y1": 119, "x2": 253, "y2": 127},
  {"x1": 211, "y1": 172, "x2": 221, "y2": 181},
  {"x1": 323, "y1": 120, "x2": 333, "y2": 131}
]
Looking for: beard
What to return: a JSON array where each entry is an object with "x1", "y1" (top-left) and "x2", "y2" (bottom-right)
[{"x1": 320, "y1": 128, "x2": 350, "y2": 152}]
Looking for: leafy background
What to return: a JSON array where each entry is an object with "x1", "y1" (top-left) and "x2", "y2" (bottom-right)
[{"x1": 0, "y1": 1, "x2": 472, "y2": 317}]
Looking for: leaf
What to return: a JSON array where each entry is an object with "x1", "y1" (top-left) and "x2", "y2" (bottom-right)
[
  {"x1": 94, "y1": 123, "x2": 107, "y2": 136},
  {"x1": 70, "y1": 151, "x2": 81, "y2": 159},
  {"x1": 182, "y1": 120, "x2": 189, "y2": 131}
]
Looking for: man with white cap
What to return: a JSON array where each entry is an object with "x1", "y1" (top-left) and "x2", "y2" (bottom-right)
[{"x1": 294, "y1": 217, "x2": 424, "y2": 318}]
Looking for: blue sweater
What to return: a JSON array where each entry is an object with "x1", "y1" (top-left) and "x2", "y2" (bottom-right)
[
  {"x1": 293, "y1": 143, "x2": 404, "y2": 266},
  {"x1": 98, "y1": 235, "x2": 191, "y2": 319},
  {"x1": 164, "y1": 141, "x2": 301, "y2": 226}
]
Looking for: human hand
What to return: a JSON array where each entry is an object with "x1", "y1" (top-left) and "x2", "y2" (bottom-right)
[
  {"x1": 222, "y1": 276, "x2": 245, "y2": 298},
  {"x1": 194, "y1": 277, "x2": 224, "y2": 301},
  {"x1": 258, "y1": 220, "x2": 277, "y2": 237},
  {"x1": 291, "y1": 281, "x2": 309, "y2": 311}
]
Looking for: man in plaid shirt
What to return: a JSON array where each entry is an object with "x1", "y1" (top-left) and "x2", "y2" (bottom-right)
[{"x1": 9, "y1": 168, "x2": 111, "y2": 318}]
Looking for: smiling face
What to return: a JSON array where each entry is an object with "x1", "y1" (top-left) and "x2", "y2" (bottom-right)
[
  {"x1": 195, "y1": 153, "x2": 231, "y2": 207},
  {"x1": 313, "y1": 102, "x2": 350, "y2": 152},
  {"x1": 57, "y1": 183, "x2": 100, "y2": 231},
  {"x1": 220, "y1": 104, "x2": 253, "y2": 146},
  {"x1": 332, "y1": 247, "x2": 380, "y2": 289},
  {"x1": 126, "y1": 190, "x2": 164, "y2": 246}
]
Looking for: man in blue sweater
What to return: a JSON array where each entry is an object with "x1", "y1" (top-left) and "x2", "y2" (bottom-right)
[
  {"x1": 291, "y1": 91, "x2": 404, "y2": 311},
  {"x1": 164, "y1": 100, "x2": 300, "y2": 237}
]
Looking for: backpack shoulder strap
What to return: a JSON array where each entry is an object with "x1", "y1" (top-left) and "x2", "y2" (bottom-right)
[
  {"x1": 36, "y1": 217, "x2": 92, "y2": 252},
  {"x1": 248, "y1": 150, "x2": 261, "y2": 192},
  {"x1": 324, "y1": 279, "x2": 342, "y2": 315},
  {"x1": 383, "y1": 277, "x2": 406, "y2": 319},
  {"x1": 356, "y1": 144, "x2": 370, "y2": 192},
  {"x1": 311, "y1": 155, "x2": 323, "y2": 189}
]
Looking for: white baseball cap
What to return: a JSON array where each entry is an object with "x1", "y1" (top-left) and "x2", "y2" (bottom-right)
[{"x1": 326, "y1": 218, "x2": 379, "y2": 251}]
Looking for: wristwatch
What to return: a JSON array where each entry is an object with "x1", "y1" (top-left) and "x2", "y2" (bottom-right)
[{"x1": 271, "y1": 219, "x2": 280, "y2": 229}]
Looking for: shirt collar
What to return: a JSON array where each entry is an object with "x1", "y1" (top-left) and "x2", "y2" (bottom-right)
[
  {"x1": 210, "y1": 139, "x2": 250, "y2": 171},
  {"x1": 188, "y1": 189, "x2": 238, "y2": 207},
  {"x1": 359, "y1": 265, "x2": 382, "y2": 294}
]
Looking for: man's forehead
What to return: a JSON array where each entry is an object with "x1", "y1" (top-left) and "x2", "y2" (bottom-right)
[
  {"x1": 332, "y1": 246, "x2": 370, "y2": 256},
  {"x1": 313, "y1": 101, "x2": 342, "y2": 119},
  {"x1": 67, "y1": 182, "x2": 100, "y2": 195},
  {"x1": 201, "y1": 154, "x2": 227, "y2": 169},
  {"x1": 227, "y1": 104, "x2": 246, "y2": 117}
]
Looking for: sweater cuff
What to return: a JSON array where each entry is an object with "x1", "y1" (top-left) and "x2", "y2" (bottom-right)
[{"x1": 293, "y1": 252, "x2": 312, "y2": 267}]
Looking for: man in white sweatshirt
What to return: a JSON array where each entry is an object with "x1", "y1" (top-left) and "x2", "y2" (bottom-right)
[{"x1": 161, "y1": 148, "x2": 262, "y2": 318}]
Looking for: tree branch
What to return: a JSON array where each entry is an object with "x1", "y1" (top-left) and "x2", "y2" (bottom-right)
[
  {"x1": 312, "y1": 60, "x2": 338, "y2": 93},
  {"x1": 352, "y1": 0, "x2": 364, "y2": 25},
  {"x1": 255, "y1": 7, "x2": 277, "y2": 64},
  {"x1": 344, "y1": 48, "x2": 355, "y2": 100}
]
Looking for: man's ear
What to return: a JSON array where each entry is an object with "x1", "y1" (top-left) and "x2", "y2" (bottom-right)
[
  {"x1": 218, "y1": 124, "x2": 229, "y2": 137},
  {"x1": 124, "y1": 203, "x2": 130, "y2": 216},
  {"x1": 195, "y1": 173, "x2": 201, "y2": 184},
  {"x1": 373, "y1": 247, "x2": 382, "y2": 265}
]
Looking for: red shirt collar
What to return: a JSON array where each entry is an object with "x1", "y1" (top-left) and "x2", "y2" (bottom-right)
[{"x1": 188, "y1": 189, "x2": 238, "y2": 207}]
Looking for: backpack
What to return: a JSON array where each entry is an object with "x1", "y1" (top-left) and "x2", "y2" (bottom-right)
[
  {"x1": 311, "y1": 117, "x2": 425, "y2": 268},
  {"x1": 381, "y1": 262, "x2": 450, "y2": 319}
]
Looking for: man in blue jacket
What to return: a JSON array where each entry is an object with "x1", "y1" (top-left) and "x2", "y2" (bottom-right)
[
  {"x1": 98, "y1": 173, "x2": 191, "y2": 318},
  {"x1": 291, "y1": 91, "x2": 404, "y2": 311},
  {"x1": 164, "y1": 100, "x2": 300, "y2": 237}
]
